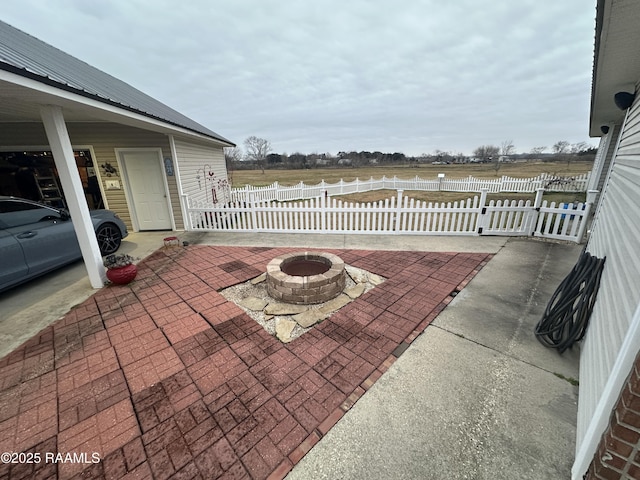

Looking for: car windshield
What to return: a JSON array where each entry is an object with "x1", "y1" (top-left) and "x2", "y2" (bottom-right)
[{"x1": 0, "y1": 200, "x2": 62, "y2": 228}]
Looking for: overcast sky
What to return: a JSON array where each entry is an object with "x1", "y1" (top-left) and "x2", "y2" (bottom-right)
[{"x1": 3, "y1": 0, "x2": 597, "y2": 156}]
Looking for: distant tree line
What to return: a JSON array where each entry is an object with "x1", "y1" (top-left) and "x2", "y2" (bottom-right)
[{"x1": 224, "y1": 137, "x2": 597, "y2": 174}]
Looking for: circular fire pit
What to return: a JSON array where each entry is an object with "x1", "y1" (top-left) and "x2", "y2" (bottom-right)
[{"x1": 266, "y1": 252, "x2": 346, "y2": 304}]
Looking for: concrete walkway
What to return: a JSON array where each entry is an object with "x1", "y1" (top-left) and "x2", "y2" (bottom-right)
[
  {"x1": 0, "y1": 233, "x2": 581, "y2": 479},
  {"x1": 287, "y1": 239, "x2": 581, "y2": 480}
]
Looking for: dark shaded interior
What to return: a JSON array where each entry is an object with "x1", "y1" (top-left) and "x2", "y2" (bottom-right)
[{"x1": 281, "y1": 259, "x2": 330, "y2": 276}]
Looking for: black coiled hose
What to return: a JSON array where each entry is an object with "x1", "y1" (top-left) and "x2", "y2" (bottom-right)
[{"x1": 534, "y1": 248, "x2": 606, "y2": 354}]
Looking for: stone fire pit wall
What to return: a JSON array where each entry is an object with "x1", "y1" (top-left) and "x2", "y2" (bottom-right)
[{"x1": 266, "y1": 252, "x2": 346, "y2": 304}]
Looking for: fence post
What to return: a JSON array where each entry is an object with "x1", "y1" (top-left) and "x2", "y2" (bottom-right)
[
  {"x1": 395, "y1": 189, "x2": 404, "y2": 232},
  {"x1": 576, "y1": 189, "x2": 599, "y2": 242},
  {"x1": 438, "y1": 173, "x2": 445, "y2": 191},
  {"x1": 321, "y1": 190, "x2": 327, "y2": 231},
  {"x1": 477, "y1": 189, "x2": 488, "y2": 235},
  {"x1": 249, "y1": 193, "x2": 258, "y2": 231},
  {"x1": 529, "y1": 187, "x2": 545, "y2": 236},
  {"x1": 533, "y1": 187, "x2": 545, "y2": 208}
]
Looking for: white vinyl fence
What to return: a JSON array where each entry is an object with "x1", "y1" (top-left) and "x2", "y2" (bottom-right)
[
  {"x1": 229, "y1": 173, "x2": 590, "y2": 203},
  {"x1": 185, "y1": 189, "x2": 598, "y2": 243}
]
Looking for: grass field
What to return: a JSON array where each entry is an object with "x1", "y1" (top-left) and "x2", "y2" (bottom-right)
[
  {"x1": 327, "y1": 189, "x2": 586, "y2": 206},
  {"x1": 229, "y1": 160, "x2": 593, "y2": 188},
  {"x1": 229, "y1": 161, "x2": 592, "y2": 205}
]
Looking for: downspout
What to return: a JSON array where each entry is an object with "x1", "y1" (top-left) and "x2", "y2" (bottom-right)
[{"x1": 168, "y1": 135, "x2": 188, "y2": 230}]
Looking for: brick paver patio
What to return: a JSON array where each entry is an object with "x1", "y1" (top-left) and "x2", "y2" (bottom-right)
[{"x1": 0, "y1": 245, "x2": 490, "y2": 479}]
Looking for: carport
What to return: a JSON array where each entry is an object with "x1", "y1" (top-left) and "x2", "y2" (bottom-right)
[{"x1": 0, "y1": 20, "x2": 234, "y2": 288}]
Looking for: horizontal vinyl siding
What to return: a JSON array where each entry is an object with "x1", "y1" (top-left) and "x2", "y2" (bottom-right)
[
  {"x1": 0, "y1": 122, "x2": 184, "y2": 230},
  {"x1": 577, "y1": 99, "x2": 640, "y2": 456},
  {"x1": 173, "y1": 138, "x2": 227, "y2": 205},
  {"x1": 67, "y1": 123, "x2": 182, "y2": 230}
]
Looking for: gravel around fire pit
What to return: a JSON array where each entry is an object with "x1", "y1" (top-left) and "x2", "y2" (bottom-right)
[{"x1": 219, "y1": 265, "x2": 385, "y2": 342}]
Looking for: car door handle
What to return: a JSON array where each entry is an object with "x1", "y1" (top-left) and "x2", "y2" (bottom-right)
[{"x1": 17, "y1": 231, "x2": 37, "y2": 239}]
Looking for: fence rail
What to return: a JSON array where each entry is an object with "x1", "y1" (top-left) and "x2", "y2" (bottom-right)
[
  {"x1": 229, "y1": 172, "x2": 590, "y2": 203},
  {"x1": 185, "y1": 189, "x2": 598, "y2": 243}
]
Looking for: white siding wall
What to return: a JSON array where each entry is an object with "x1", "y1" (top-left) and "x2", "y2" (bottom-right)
[
  {"x1": 576, "y1": 97, "x2": 640, "y2": 466},
  {"x1": 0, "y1": 122, "x2": 184, "y2": 229},
  {"x1": 173, "y1": 138, "x2": 227, "y2": 205}
]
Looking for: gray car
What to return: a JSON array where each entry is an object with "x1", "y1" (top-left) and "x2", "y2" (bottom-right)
[{"x1": 0, "y1": 196, "x2": 128, "y2": 292}]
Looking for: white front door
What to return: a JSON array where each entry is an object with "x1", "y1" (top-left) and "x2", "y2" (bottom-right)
[{"x1": 120, "y1": 150, "x2": 172, "y2": 230}]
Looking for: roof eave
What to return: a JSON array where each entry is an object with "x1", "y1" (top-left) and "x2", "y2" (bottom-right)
[
  {"x1": 1, "y1": 62, "x2": 235, "y2": 147},
  {"x1": 589, "y1": 0, "x2": 606, "y2": 137},
  {"x1": 589, "y1": 0, "x2": 640, "y2": 137}
]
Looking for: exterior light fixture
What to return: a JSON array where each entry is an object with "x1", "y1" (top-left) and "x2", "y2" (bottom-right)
[
  {"x1": 614, "y1": 91, "x2": 635, "y2": 110},
  {"x1": 600, "y1": 125, "x2": 609, "y2": 134}
]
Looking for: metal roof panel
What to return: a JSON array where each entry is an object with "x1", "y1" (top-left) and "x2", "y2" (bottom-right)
[{"x1": 0, "y1": 20, "x2": 233, "y2": 145}]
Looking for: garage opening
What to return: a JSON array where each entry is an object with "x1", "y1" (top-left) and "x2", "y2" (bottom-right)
[{"x1": 0, "y1": 149, "x2": 103, "y2": 210}]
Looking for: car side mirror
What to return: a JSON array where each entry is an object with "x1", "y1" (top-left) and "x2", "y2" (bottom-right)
[{"x1": 59, "y1": 209, "x2": 70, "y2": 220}]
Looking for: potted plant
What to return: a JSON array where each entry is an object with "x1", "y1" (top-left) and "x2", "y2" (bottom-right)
[{"x1": 103, "y1": 253, "x2": 138, "y2": 285}]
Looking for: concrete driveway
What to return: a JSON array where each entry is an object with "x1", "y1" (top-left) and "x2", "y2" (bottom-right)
[{"x1": 0, "y1": 232, "x2": 176, "y2": 359}]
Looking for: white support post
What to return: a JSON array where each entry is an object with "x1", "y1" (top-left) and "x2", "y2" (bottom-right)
[{"x1": 40, "y1": 105, "x2": 105, "y2": 288}]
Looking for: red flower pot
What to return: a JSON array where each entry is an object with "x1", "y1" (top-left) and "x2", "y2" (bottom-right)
[{"x1": 106, "y1": 264, "x2": 137, "y2": 285}]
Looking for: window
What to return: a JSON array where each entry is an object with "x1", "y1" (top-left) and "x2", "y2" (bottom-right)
[{"x1": 0, "y1": 200, "x2": 61, "y2": 228}]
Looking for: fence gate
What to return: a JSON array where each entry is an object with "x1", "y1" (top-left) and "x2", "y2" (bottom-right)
[
  {"x1": 478, "y1": 200, "x2": 539, "y2": 237},
  {"x1": 476, "y1": 189, "x2": 595, "y2": 243}
]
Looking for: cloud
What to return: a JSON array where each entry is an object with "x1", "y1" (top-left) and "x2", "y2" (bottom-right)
[{"x1": 2, "y1": 0, "x2": 596, "y2": 155}]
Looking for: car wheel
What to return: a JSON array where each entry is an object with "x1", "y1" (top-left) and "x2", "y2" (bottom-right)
[{"x1": 96, "y1": 223, "x2": 122, "y2": 255}]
